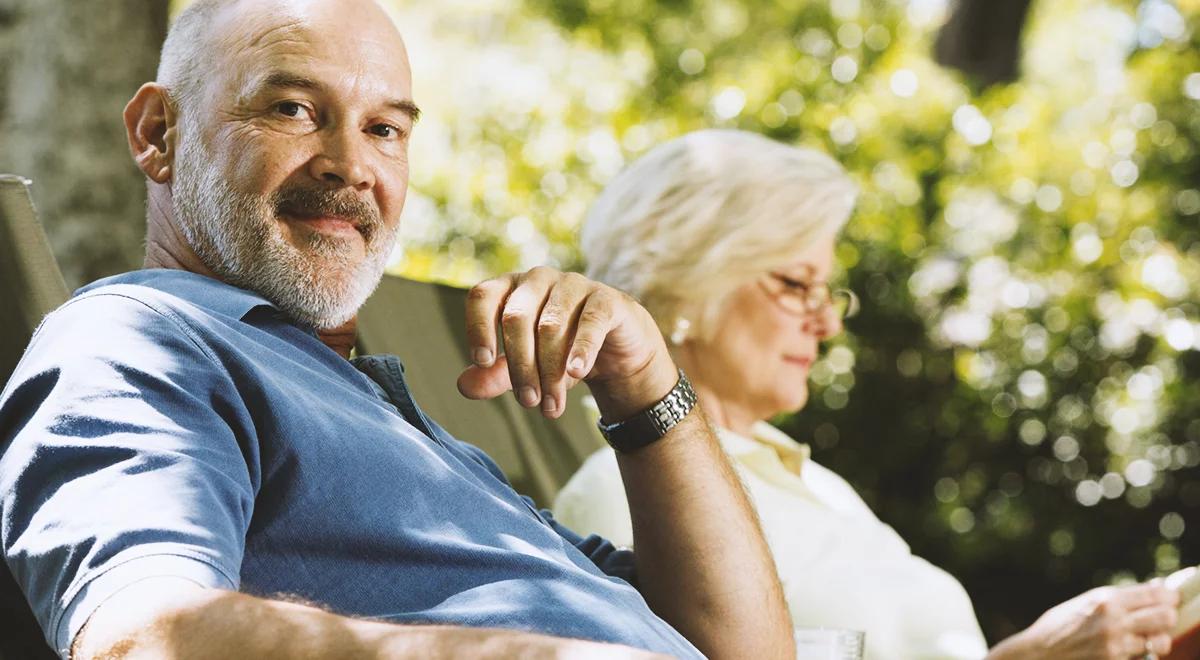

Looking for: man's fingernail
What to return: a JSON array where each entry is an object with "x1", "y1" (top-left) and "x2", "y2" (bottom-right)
[
  {"x1": 569, "y1": 356, "x2": 585, "y2": 373},
  {"x1": 541, "y1": 396, "x2": 557, "y2": 415},
  {"x1": 519, "y1": 387, "x2": 538, "y2": 407},
  {"x1": 473, "y1": 348, "x2": 493, "y2": 365}
]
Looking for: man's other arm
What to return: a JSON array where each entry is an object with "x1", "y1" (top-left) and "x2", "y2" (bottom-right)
[
  {"x1": 73, "y1": 579, "x2": 664, "y2": 659},
  {"x1": 0, "y1": 294, "x2": 656, "y2": 660}
]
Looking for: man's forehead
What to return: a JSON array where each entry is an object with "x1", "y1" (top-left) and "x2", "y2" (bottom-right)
[{"x1": 213, "y1": 0, "x2": 411, "y2": 96}]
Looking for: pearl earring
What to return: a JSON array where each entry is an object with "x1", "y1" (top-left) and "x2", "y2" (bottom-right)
[{"x1": 670, "y1": 317, "x2": 692, "y2": 345}]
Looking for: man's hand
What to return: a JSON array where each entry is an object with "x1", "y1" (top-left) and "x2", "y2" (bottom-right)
[
  {"x1": 988, "y1": 581, "x2": 1179, "y2": 660},
  {"x1": 457, "y1": 267, "x2": 677, "y2": 421}
]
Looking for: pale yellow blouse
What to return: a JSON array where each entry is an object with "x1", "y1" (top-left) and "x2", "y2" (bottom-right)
[{"x1": 553, "y1": 422, "x2": 989, "y2": 660}]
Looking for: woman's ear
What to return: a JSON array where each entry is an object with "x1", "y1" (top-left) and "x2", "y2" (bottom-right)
[{"x1": 123, "y1": 83, "x2": 178, "y2": 184}]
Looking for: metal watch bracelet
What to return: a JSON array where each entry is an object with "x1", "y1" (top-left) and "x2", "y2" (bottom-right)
[{"x1": 596, "y1": 368, "x2": 698, "y2": 453}]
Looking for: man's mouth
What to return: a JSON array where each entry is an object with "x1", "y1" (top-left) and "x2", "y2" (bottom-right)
[
  {"x1": 284, "y1": 212, "x2": 363, "y2": 238},
  {"x1": 273, "y1": 187, "x2": 379, "y2": 242}
]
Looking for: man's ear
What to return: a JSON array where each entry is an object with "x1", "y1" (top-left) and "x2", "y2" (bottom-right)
[{"x1": 124, "y1": 83, "x2": 179, "y2": 184}]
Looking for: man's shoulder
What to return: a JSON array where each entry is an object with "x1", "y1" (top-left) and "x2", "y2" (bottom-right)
[
  {"x1": 14, "y1": 270, "x2": 252, "y2": 379},
  {"x1": 70, "y1": 269, "x2": 274, "y2": 323},
  {"x1": 1, "y1": 273, "x2": 242, "y2": 408}
]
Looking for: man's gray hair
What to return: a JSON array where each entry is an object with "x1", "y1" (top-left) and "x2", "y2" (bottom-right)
[
  {"x1": 581, "y1": 129, "x2": 858, "y2": 342},
  {"x1": 156, "y1": 0, "x2": 227, "y2": 116}
]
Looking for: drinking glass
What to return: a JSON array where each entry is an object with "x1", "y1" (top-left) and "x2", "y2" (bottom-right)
[{"x1": 793, "y1": 628, "x2": 865, "y2": 660}]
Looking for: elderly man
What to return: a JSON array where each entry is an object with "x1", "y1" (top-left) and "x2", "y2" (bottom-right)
[{"x1": 0, "y1": 0, "x2": 792, "y2": 658}]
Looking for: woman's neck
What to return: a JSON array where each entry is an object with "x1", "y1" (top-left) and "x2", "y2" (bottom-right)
[
  {"x1": 689, "y1": 379, "x2": 759, "y2": 438},
  {"x1": 673, "y1": 344, "x2": 762, "y2": 437}
]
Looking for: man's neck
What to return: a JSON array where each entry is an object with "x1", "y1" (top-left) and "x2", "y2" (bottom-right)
[
  {"x1": 318, "y1": 319, "x2": 358, "y2": 359},
  {"x1": 143, "y1": 187, "x2": 218, "y2": 277}
]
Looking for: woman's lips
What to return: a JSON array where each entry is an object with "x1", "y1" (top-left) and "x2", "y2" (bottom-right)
[{"x1": 784, "y1": 355, "x2": 814, "y2": 369}]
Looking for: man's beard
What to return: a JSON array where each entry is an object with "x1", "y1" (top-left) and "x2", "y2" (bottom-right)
[{"x1": 171, "y1": 125, "x2": 396, "y2": 330}]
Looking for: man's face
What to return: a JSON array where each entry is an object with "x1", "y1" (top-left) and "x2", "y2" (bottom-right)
[{"x1": 171, "y1": 0, "x2": 416, "y2": 329}]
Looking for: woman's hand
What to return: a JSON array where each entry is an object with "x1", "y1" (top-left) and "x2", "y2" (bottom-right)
[{"x1": 989, "y1": 581, "x2": 1179, "y2": 660}]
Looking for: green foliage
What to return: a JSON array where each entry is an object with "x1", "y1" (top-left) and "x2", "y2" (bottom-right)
[{"x1": 391, "y1": 0, "x2": 1200, "y2": 642}]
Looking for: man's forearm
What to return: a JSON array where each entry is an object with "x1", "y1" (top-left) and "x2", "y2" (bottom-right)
[
  {"x1": 74, "y1": 579, "x2": 661, "y2": 659},
  {"x1": 612, "y1": 409, "x2": 794, "y2": 660}
]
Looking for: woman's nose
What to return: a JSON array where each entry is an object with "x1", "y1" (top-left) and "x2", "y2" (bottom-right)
[{"x1": 802, "y1": 306, "x2": 843, "y2": 339}]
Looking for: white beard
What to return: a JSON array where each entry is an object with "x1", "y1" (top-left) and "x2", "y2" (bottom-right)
[{"x1": 171, "y1": 120, "x2": 397, "y2": 330}]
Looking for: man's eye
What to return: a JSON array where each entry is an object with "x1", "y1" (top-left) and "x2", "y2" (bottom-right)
[
  {"x1": 276, "y1": 101, "x2": 305, "y2": 118},
  {"x1": 369, "y1": 123, "x2": 401, "y2": 139}
]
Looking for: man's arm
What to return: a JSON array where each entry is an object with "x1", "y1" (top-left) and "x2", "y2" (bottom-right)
[
  {"x1": 592, "y1": 348, "x2": 793, "y2": 660},
  {"x1": 73, "y1": 579, "x2": 666, "y2": 660},
  {"x1": 458, "y1": 268, "x2": 794, "y2": 660}
]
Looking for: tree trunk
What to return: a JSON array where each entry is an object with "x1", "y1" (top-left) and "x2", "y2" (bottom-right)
[
  {"x1": 0, "y1": 3, "x2": 167, "y2": 656},
  {"x1": 934, "y1": 0, "x2": 1034, "y2": 90},
  {"x1": 0, "y1": 0, "x2": 169, "y2": 288}
]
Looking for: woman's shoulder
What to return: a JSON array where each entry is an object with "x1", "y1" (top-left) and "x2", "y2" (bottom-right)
[{"x1": 799, "y1": 459, "x2": 879, "y2": 519}]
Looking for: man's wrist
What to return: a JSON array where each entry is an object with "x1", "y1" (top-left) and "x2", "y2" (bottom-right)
[
  {"x1": 597, "y1": 369, "x2": 697, "y2": 453},
  {"x1": 588, "y1": 352, "x2": 680, "y2": 424}
]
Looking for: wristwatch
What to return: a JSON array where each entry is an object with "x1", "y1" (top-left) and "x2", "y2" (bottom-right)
[{"x1": 597, "y1": 369, "x2": 698, "y2": 453}]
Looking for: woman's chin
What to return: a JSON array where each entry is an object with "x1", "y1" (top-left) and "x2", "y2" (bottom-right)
[{"x1": 774, "y1": 390, "x2": 810, "y2": 416}]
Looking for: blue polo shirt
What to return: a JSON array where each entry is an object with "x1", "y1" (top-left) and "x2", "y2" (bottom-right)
[{"x1": 0, "y1": 269, "x2": 700, "y2": 658}]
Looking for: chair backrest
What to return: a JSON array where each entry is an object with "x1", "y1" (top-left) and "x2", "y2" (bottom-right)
[
  {"x1": 0, "y1": 175, "x2": 67, "y2": 658},
  {"x1": 0, "y1": 175, "x2": 70, "y2": 389},
  {"x1": 356, "y1": 275, "x2": 605, "y2": 508}
]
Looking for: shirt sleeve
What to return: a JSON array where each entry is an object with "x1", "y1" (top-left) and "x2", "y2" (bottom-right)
[
  {"x1": 552, "y1": 447, "x2": 635, "y2": 548},
  {"x1": 535, "y1": 505, "x2": 638, "y2": 587},
  {"x1": 0, "y1": 293, "x2": 259, "y2": 657},
  {"x1": 428, "y1": 420, "x2": 639, "y2": 585}
]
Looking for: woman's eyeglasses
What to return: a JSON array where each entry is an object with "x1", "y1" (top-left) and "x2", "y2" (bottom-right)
[{"x1": 759, "y1": 272, "x2": 859, "y2": 319}]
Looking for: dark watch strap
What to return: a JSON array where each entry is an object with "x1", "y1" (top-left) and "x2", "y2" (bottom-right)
[{"x1": 597, "y1": 369, "x2": 698, "y2": 453}]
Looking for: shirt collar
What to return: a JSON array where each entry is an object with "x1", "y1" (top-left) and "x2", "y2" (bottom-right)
[
  {"x1": 717, "y1": 422, "x2": 811, "y2": 475},
  {"x1": 76, "y1": 269, "x2": 279, "y2": 321}
]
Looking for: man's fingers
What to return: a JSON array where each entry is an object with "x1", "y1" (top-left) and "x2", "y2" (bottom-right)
[
  {"x1": 500, "y1": 268, "x2": 558, "y2": 408},
  {"x1": 457, "y1": 359, "x2": 513, "y2": 400},
  {"x1": 536, "y1": 274, "x2": 589, "y2": 418},
  {"x1": 464, "y1": 275, "x2": 516, "y2": 368},
  {"x1": 568, "y1": 289, "x2": 619, "y2": 380},
  {"x1": 463, "y1": 268, "x2": 636, "y2": 416}
]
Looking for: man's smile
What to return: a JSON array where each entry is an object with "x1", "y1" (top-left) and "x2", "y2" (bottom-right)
[{"x1": 282, "y1": 212, "x2": 364, "y2": 238}]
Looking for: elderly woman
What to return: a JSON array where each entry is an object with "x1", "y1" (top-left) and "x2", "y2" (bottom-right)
[{"x1": 553, "y1": 129, "x2": 1179, "y2": 659}]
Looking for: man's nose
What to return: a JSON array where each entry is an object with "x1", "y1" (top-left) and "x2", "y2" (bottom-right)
[{"x1": 309, "y1": 127, "x2": 375, "y2": 191}]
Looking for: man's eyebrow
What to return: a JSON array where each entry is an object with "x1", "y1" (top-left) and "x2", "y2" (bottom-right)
[
  {"x1": 257, "y1": 71, "x2": 325, "y2": 94},
  {"x1": 244, "y1": 70, "x2": 420, "y2": 123},
  {"x1": 387, "y1": 99, "x2": 421, "y2": 123}
]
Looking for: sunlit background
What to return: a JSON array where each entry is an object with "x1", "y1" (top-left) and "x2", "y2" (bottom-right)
[{"x1": 168, "y1": 0, "x2": 1199, "y2": 643}]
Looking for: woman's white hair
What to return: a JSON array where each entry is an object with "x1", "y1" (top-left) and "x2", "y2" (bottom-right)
[{"x1": 581, "y1": 129, "x2": 858, "y2": 341}]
